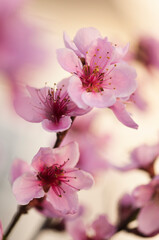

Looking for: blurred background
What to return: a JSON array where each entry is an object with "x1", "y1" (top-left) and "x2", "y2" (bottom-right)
[{"x1": 0, "y1": 0, "x2": 159, "y2": 239}]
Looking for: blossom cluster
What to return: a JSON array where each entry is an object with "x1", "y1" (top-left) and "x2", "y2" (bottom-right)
[
  {"x1": 4, "y1": 19, "x2": 159, "y2": 240},
  {"x1": 15, "y1": 27, "x2": 138, "y2": 131}
]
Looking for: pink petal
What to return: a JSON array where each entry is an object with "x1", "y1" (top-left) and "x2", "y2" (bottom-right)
[
  {"x1": 47, "y1": 186, "x2": 78, "y2": 214},
  {"x1": 67, "y1": 218, "x2": 86, "y2": 240},
  {"x1": 31, "y1": 147, "x2": 57, "y2": 171},
  {"x1": 10, "y1": 159, "x2": 31, "y2": 185},
  {"x1": 42, "y1": 116, "x2": 72, "y2": 132},
  {"x1": 64, "y1": 169, "x2": 94, "y2": 190},
  {"x1": 14, "y1": 86, "x2": 49, "y2": 123},
  {"x1": 110, "y1": 62, "x2": 137, "y2": 98},
  {"x1": 131, "y1": 144, "x2": 159, "y2": 167},
  {"x1": 32, "y1": 143, "x2": 79, "y2": 171},
  {"x1": 0, "y1": 221, "x2": 3, "y2": 240},
  {"x1": 81, "y1": 90, "x2": 116, "y2": 108},
  {"x1": 86, "y1": 38, "x2": 113, "y2": 70},
  {"x1": 112, "y1": 43, "x2": 129, "y2": 63},
  {"x1": 68, "y1": 76, "x2": 88, "y2": 109},
  {"x1": 52, "y1": 142, "x2": 80, "y2": 168},
  {"x1": 132, "y1": 184, "x2": 154, "y2": 207},
  {"x1": 56, "y1": 48, "x2": 82, "y2": 73},
  {"x1": 138, "y1": 201, "x2": 159, "y2": 235},
  {"x1": 74, "y1": 27, "x2": 101, "y2": 56},
  {"x1": 110, "y1": 100, "x2": 138, "y2": 129},
  {"x1": 12, "y1": 173, "x2": 44, "y2": 205},
  {"x1": 63, "y1": 32, "x2": 81, "y2": 56},
  {"x1": 92, "y1": 215, "x2": 116, "y2": 239}
]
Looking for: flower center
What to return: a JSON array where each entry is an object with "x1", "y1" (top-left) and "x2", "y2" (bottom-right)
[
  {"x1": 80, "y1": 65, "x2": 104, "y2": 93},
  {"x1": 37, "y1": 159, "x2": 79, "y2": 197}
]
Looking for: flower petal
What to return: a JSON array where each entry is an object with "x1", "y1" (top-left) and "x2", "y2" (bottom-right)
[
  {"x1": 92, "y1": 215, "x2": 116, "y2": 239},
  {"x1": 47, "y1": 186, "x2": 78, "y2": 214},
  {"x1": 42, "y1": 116, "x2": 72, "y2": 132},
  {"x1": 12, "y1": 173, "x2": 44, "y2": 205},
  {"x1": 14, "y1": 86, "x2": 49, "y2": 122},
  {"x1": 138, "y1": 202, "x2": 159, "y2": 235},
  {"x1": 132, "y1": 184, "x2": 154, "y2": 207},
  {"x1": 32, "y1": 147, "x2": 57, "y2": 171},
  {"x1": 74, "y1": 27, "x2": 101, "y2": 56},
  {"x1": 110, "y1": 100, "x2": 138, "y2": 129},
  {"x1": 68, "y1": 76, "x2": 88, "y2": 109},
  {"x1": 10, "y1": 159, "x2": 31, "y2": 185},
  {"x1": 81, "y1": 90, "x2": 116, "y2": 108},
  {"x1": 63, "y1": 31, "x2": 81, "y2": 56},
  {"x1": 56, "y1": 48, "x2": 82, "y2": 73},
  {"x1": 52, "y1": 142, "x2": 80, "y2": 168},
  {"x1": 64, "y1": 169, "x2": 94, "y2": 190},
  {"x1": 110, "y1": 62, "x2": 137, "y2": 98}
]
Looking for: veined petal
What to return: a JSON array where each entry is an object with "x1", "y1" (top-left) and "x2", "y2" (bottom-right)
[
  {"x1": 52, "y1": 142, "x2": 80, "y2": 168},
  {"x1": 68, "y1": 76, "x2": 88, "y2": 109},
  {"x1": 14, "y1": 86, "x2": 49, "y2": 123},
  {"x1": 86, "y1": 38, "x2": 113, "y2": 70},
  {"x1": 74, "y1": 27, "x2": 101, "y2": 56},
  {"x1": 64, "y1": 169, "x2": 94, "y2": 190},
  {"x1": 47, "y1": 186, "x2": 78, "y2": 214},
  {"x1": 63, "y1": 32, "x2": 81, "y2": 56},
  {"x1": 82, "y1": 90, "x2": 116, "y2": 108},
  {"x1": 42, "y1": 116, "x2": 72, "y2": 132},
  {"x1": 31, "y1": 147, "x2": 58, "y2": 171},
  {"x1": 56, "y1": 48, "x2": 82, "y2": 73},
  {"x1": 110, "y1": 62, "x2": 137, "y2": 98},
  {"x1": 110, "y1": 100, "x2": 138, "y2": 129},
  {"x1": 10, "y1": 159, "x2": 31, "y2": 185},
  {"x1": 12, "y1": 173, "x2": 44, "y2": 205}
]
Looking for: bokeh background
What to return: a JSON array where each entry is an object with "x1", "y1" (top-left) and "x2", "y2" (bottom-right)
[{"x1": 0, "y1": 0, "x2": 159, "y2": 239}]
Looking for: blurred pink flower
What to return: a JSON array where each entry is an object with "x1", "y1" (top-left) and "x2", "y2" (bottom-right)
[
  {"x1": 136, "y1": 36, "x2": 159, "y2": 70},
  {"x1": 133, "y1": 176, "x2": 159, "y2": 235},
  {"x1": 12, "y1": 142, "x2": 94, "y2": 214},
  {"x1": 67, "y1": 215, "x2": 116, "y2": 240},
  {"x1": 0, "y1": 0, "x2": 47, "y2": 94},
  {"x1": 0, "y1": 221, "x2": 2, "y2": 240},
  {"x1": 57, "y1": 27, "x2": 137, "y2": 111},
  {"x1": 113, "y1": 142, "x2": 159, "y2": 174},
  {"x1": 14, "y1": 78, "x2": 91, "y2": 132}
]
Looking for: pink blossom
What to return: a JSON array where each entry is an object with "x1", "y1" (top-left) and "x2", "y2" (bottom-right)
[
  {"x1": 114, "y1": 142, "x2": 159, "y2": 173},
  {"x1": 15, "y1": 78, "x2": 91, "y2": 132},
  {"x1": 0, "y1": 0, "x2": 47, "y2": 95},
  {"x1": 0, "y1": 221, "x2": 2, "y2": 240},
  {"x1": 57, "y1": 27, "x2": 137, "y2": 110},
  {"x1": 133, "y1": 176, "x2": 159, "y2": 235},
  {"x1": 136, "y1": 36, "x2": 159, "y2": 70},
  {"x1": 12, "y1": 142, "x2": 94, "y2": 214},
  {"x1": 67, "y1": 215, "x2": 116, "y2": 240}
]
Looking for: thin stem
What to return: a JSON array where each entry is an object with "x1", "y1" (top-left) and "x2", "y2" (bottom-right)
[{"x1": 3, "y1": 205, "x2": 28, "y2": 240}]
